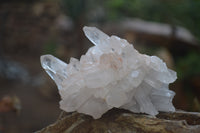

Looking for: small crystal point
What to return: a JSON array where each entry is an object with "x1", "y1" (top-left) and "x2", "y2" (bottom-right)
[
  {"x1": 40, "y1": 55, "x2": 68, "y2": 87},
  {"x1": 83, "y1": 26, "x2": 110, "y2": 52},
  {"x1": 41, "y1": 26, "x2": 177, "y2": 119}
]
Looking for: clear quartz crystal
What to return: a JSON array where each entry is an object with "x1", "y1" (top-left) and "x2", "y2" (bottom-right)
[{"x1": 40, "y1": 26, "x2": 177, "y2": 119}]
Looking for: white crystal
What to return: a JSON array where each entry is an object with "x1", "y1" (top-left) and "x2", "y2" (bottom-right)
[{"x1": 40, "y1": 26, "x2": 177, "y2": 119}]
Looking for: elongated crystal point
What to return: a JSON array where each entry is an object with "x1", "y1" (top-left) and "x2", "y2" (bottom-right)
[
  {"x1": 83, "y1": 26, "x2": 110, "y2": 52},
  {"x1": 40, "y1": 55, "x2": 68, "y2": 88},
  {"x1": 41, "y1": 26, "x2": 177, "y2": 119}
]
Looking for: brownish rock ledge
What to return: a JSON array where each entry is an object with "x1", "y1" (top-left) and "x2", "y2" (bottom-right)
[{"x1": 36, "y1": 108, "x2": 200, "y2": 133}]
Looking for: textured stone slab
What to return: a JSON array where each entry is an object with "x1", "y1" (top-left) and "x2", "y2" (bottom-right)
[{"x1": 36, "y1": 109, "x2": 200, "y2": 133}]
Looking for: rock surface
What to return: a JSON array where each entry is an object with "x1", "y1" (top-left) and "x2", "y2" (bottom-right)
[{"x1": 36, "y1": 108, "x2": 200, "y2": 133}]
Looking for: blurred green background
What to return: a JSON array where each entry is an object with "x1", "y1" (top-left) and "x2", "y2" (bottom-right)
[{"x1": 0, "y1": 0, "x2": 200, "y2": 132}]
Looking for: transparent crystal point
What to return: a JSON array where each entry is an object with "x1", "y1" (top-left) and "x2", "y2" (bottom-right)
[
  {"x1": 40, "y1": 55, "x2": 68, "y2": 88},
  {"x1": 83, "y1": 26, "x2": 110, "y2": 52}
]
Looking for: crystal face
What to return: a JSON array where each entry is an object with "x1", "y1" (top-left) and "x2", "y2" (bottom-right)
[{"x1": 40, "y1": 26, "x2": 177, "y2": 119}]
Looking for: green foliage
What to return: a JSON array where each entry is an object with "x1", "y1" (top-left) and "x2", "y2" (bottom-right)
[
  {"x1": 176, "y1": 51, "x2": 200, "y2": 79},
  {"x1": 43, "y1": 39, "x2": 57, "y2": 55},
  {"x1": 61, "y1": 0, "x2": 104, "y2": 23},
  {"x1": 105, "y1": 0, "x2": 200, "y2": 40},
  {"x1": 61, "y1": 0, "x2": 87, "y2": 21},
  {"x1": 60, "y1": 0, "x2": 200, "y2": 39}
]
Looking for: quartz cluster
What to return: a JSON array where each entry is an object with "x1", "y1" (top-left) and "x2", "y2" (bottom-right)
[{"x1": 40, "y1": 26, "x2": 177, "y2": 119}]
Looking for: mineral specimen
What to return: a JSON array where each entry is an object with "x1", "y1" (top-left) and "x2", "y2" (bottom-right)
[{"x1": 40, "y1": 26, "x2": 177, "y2": 119}]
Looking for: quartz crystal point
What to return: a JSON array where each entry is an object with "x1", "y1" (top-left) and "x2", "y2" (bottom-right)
[{"x1": 40, "y1": 26, "x2": 177, "y2": 119}]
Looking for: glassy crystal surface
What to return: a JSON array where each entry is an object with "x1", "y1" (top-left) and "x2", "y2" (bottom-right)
[{"x1": 40, "y1": 26, "x2": 177, "y2": 119}]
